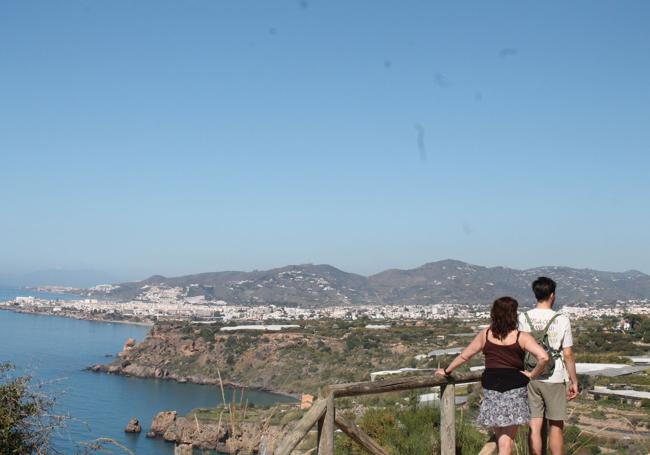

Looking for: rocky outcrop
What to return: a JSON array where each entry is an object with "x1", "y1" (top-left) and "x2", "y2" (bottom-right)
[
  {"x1": 161, "y1": 417, "x2": 226, "y2": 448},
  {"x1": 121, "y1": 337, "x2": 136, "y2": 354},
  {"x1": 174, "y1": 444, "x2": 193, "y2": 455},
  {"x1": 148, "y1": 411, "x2": 177, "y2": 436},
  {"x1": 144, "y1": 409, "x2": 290, "y2": 453},
  {"x1": 87, "y1": 322, "x2": 346, "y2": 394},
  {"x1": 88, "y1": 319, "x2": 427, "y2": 395},
  {"x1": 124, "y1": 417, "x2": 141, "y2": 433}
]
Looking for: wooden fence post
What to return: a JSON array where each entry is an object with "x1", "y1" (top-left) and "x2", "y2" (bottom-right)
[
  {"x1": 318, "y1": 393, "x2": 335, "y2": 455},
  {"x1": 440, "y1": 383, "x2": 456, "y2": 455},
  {"x1": 317, "y1": 414, "x2": 324, "y2": 449},
  {"x1": 541, "y1": 418, "x2": 548, "y2": 454},
  {"x1": 273, "y1": 373, "x2": 484, "y2": 455},
  {"x1": 273, "y1": 398, "x2": 328, "y2": 455}
]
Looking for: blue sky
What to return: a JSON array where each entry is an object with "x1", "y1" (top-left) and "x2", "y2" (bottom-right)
[{"x1": 1, "y1": 0, "x2": 650, "y2": 282}]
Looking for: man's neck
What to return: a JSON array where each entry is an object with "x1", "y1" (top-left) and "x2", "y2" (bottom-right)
[{"x1": 536, "y1": 300, "x2": 553, "y2": 310}]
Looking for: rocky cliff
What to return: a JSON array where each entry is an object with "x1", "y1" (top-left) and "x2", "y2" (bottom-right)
[
  {"x1": 146, "y1": 408, "x2": 296, "y2": 454},
  {"x1": 89, "y1": 320, "x2": 455, "y2": 394}
]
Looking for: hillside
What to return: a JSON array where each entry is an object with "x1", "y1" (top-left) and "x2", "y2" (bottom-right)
[
  {"x1": 84, "y1": 259, "x2": 650, "y2": 307},
  {"x1": 369, "y1": 260, "x2": 650, "y2": 306},
  {"x1": 90, "y1": 319, "x2": 472, "y2": 394}
]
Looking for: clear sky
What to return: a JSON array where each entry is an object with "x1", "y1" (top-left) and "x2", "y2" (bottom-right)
[{"x1": 2, "y1": 0, "x2": 650, "y2": 282}]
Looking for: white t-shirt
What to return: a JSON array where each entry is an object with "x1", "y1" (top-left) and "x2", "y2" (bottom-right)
[{"x1": 518, "y1": 308, "x2": 573, "y2": 384}]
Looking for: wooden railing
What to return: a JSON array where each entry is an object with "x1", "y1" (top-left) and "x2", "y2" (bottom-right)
[{"x1": 273, "y1": 370, "x2": 488, "y2": 455}]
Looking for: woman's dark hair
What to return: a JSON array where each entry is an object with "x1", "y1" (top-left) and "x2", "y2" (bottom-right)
[{"x1": 490, "y1": 296, "x2": 519, "y2": 340}]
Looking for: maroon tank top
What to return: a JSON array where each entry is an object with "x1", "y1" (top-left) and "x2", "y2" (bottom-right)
[{"x1": 483, "y1": 329, "x2": 525, "y2": 370}]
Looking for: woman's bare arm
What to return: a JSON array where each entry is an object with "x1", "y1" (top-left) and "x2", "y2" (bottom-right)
[{"x1": 435, "y1": 329, "x2": 486, "y2": 376}]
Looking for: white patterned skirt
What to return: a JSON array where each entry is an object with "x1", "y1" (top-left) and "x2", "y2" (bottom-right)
[{"x1": 476, "y1": 386, "x2": 530, "y2": 428}]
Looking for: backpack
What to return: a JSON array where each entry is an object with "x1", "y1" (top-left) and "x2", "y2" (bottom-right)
[{"x1": 523, "y1": 311, "x2": 564, "y2": 376}]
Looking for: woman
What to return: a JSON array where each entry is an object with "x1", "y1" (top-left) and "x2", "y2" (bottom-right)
[{"x1": 435, "y1": 296, "x2": 549, "y2": 455}]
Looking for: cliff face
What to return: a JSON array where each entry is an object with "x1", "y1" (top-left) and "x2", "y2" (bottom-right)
[{"x1": 90, "y1": 320, "x2": 439, "y2": 394}]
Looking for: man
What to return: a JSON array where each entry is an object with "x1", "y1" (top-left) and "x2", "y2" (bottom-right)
[{"x1": 518, "y1": 277, "x2": 579, "y2": 455}]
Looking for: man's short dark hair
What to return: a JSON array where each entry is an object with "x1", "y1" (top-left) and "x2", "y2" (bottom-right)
[{"x1": 532, "y1": 276, "x2": 556, "y2": 302}]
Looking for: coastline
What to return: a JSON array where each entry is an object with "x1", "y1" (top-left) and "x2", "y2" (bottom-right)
[
  {"x1": 0, "y1": 306, "x2": 154, "y2": 327},
  {"x1": 86, "y1": 363, "x2": 301, "y2": 400},
  {"x1": 1, "y1": 305, "x2": 307, "y2": 399}
]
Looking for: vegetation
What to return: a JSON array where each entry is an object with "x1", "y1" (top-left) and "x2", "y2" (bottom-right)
[
  {"x1": 334, "y1": 406, "x2": 485, "y2": 455},
  {"x1": 625, "y1": 314, "x2": 650, "y2": 343},
  {"x1": 574, "y1": 315, "x2": 650, "y2": 357},
  {"x1": 123, "y1": 314, "x2": 647, "y2": 396},
  {"x1": 0, "y1": 362, "x2": 64, "y2": 454},
  {"x1": 596, "y1": 372, "x2": 650, "y2": 388},
  {"x1": 0, "y1": 363, "x2": 138, "y2": 455},
  {"x1": 112, "y1": 318, "x2": 485, "y2": 394}
]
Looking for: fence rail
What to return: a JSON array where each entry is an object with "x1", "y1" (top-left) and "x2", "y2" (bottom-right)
[{"x1": 273, "y1": 370, "x2": 487, "y2": 455}]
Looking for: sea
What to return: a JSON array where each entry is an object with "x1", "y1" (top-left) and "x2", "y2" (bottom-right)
[{"x1": 0, "y1": 286, "x2": 295, "y2": 454}]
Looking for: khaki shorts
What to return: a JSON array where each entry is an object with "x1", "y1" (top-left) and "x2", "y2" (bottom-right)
[{"x1": 528, "y1": 381, "x2": 567, "y2": 421}]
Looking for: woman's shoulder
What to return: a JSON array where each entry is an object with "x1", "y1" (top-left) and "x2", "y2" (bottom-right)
[
  {"x1": 517, "y1": 330, "x2": 534, "y2": 344},
  {"x1": 475, "y1": 327, "x2": 489, "y2": 345}
]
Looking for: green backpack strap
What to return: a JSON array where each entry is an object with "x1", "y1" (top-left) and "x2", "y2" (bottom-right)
[
  {"x1": 524, "y1": 311, "x2": 535, "y2": 332},
  {"x1": 541, "y1": 313, "x2": 561, "y2": 335}
]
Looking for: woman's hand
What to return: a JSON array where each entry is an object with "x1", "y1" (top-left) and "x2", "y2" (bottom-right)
[
  {"x1": 434, "y1": 368, "x2": 447, "y2": 376},
  {"x1": 519, "y1": 332, "x2": 550, "y2": 379},
  {"x1": 520, "y1": 370, "x2": 533, "y2": 379}
]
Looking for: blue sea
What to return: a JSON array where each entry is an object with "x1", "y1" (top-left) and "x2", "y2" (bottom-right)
[{"x1": 0, "y1": 287, "x2": 295, "y2": 454}]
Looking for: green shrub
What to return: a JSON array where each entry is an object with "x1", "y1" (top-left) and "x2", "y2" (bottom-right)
[
  {"x1": 280, "y1": 409, "x2": 304, "y2": 425},
  {"x1": 0, "y1": 363, "x2": 63, "y2": 454},
  {"x1": 199, "y1": 327, "x2": 214, "y2": 341},
  {"x1": 334, "y1": 404, "x2": 485, "y2": 455}
]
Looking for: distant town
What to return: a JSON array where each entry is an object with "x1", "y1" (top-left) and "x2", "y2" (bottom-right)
[{"x1": 2, "y1": 282, "x2": 650, "y2": 324}]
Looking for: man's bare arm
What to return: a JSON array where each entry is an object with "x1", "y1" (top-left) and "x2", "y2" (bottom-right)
[{"x1": 563, "y1": 346, "x2": 579, "y2": 400}]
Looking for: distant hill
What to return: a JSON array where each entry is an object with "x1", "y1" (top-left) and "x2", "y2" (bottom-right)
[
  {"x1": 85, "y1": 259, "x2": 650, "y2": 307},
  {"x1": 369, "y1": 260, "x2": 650, "y2": 306}
]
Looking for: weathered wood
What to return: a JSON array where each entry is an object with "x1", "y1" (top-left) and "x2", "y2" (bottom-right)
[
  {"x1": 274, "y1": 398, "x2": 328, "y2": 455},
  {"x1": 335, "y1": 414, "x2": 389, "y2": 455},
  {"x1": 477, "y1": 441, "x2": 497, "y2": 455},
  {"x1": 317, "y1": 394, "x2": 335, "y2": 455},
  {"x1": 274, "y1": 371, "x2": 483, "y2": 454},
  {"x1": 326, "y1": 371, "x2": 482, "y2": 398},
  {"x1": 317, "y1": 414, "x2": 324, "y2": 449},
  {"x1": 440, "y1": 383, "x2": 455, "y2": 455}
]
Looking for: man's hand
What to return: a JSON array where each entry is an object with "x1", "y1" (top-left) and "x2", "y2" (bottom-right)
[
  {"x1": 520, "y1": 370, "x2": 533, "y2": 379},
  {"x1": 567, "y1": 381, "x2": 579, "y2": 400},
  {"x1": 434, "y1": 368, "x2": 447, "y2": 376}
]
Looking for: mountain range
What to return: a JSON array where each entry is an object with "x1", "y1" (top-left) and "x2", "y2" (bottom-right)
[{"x1": 85, "y1": 260, "x2": 650, "y2": 308}]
